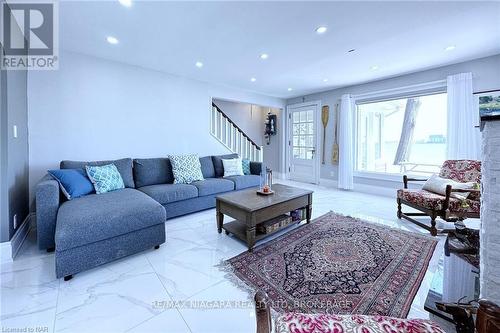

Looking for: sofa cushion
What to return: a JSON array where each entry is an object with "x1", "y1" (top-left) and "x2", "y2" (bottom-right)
[
  {"x1": 199, "y1": 156, "x2": 215, "y2": 178},
  {"x1": 192, "y1": 178, "x2": 234, "y2": 196},
  {"x1": 55, "y1": 188, "x2": 165, "y2": 251},
  {"x1": 133, "y1": 158, "x2": 173, "y2": 187},
  {"x1": 138, "y1": 183, "x2": 198, "y2": 205},
  {"x1": 61, "y1": 158, "x2": 135, "y2": 188},
  {"x1": 212, "y1": 153, "x2": 239, "y2": 178},
  {"x1": 225, "y1": 175, "x2": 260, "y2": 190}
]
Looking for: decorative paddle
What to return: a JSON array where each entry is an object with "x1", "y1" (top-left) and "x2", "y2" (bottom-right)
[
  {"x1": 321, "y1": 105, "x2": 329, "y2": 164},
  {"x1": 332, "y1": 103, "x2": 339, "y2": 164}
]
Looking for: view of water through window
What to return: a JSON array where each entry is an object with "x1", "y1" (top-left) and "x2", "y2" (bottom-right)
[{"x1": 356, "y1": 92, "x2": 447, "y2": 175}]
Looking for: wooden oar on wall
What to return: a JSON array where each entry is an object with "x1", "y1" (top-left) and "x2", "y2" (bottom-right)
[
  {"x1": 332, "y1": 103, "x2": 339, "y2": 164},
  {"x1": 321, "y1": 105, "x2": 329, "y2": 164}
]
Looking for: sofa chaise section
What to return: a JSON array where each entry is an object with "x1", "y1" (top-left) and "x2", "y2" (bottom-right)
[
  {"x1": 55, "y1": 189, "x2": 165, "y2": 279},
  {"x1": 36, "y1": 158, "x2": 166, "y2": 280}
]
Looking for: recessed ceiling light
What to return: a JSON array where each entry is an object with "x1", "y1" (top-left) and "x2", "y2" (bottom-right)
[
  {"x1": 370, "y1": 65, "x2": 379, "y2": 71},
  {"x1": 445, "y1": 45, "x2": 456, "y2": 51},
  {"x1": 323, "y1": 78, "x2": 329, "y2": 82},
  {"x1": 260, "y1": 53, "x2": 269, "y2": 60},
  {"x1": 195, "y1": 61, "x2": 203, "y2": 68},
  {"x1": 118, "y1": 0, "x2": 132, "y2": 7},
  {"x1": 287, "y1": 88, "x2": 293, "y2": 91},
  {"x1": 106, "y1": 36, "x2": 119, "y2": 45},
  {"x1": 250, "y1": 77, "x2": 257, "y2": 82},
  {"x1": 315, "y1": 26, "x2": 327, "y2": 34}
]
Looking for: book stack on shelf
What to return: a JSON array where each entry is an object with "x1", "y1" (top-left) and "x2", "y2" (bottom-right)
[{"x1": 257, "y1": 208, "x2": 307, "y2": 234}]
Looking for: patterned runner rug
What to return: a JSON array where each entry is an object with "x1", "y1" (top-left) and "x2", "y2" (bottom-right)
[{"x1": 221, "y1": 212, "x2": 437, "y2": 317}]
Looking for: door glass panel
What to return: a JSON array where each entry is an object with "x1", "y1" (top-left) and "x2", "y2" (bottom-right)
[
  {"x1": 300, "y1": 111, "x2": 306, "y2": 122},
  {"x1": 307, "y1": 123, "x2": 314, "y2": 135},
  {"x1": 306, "y1": 110, "x2": 314, "y2": 122},
  {"x1": 300, "y1": 123, "x2": 306, "y2": 135},
  {"x1": 299, "y1": 148, "x2": 306, "y2": 159},
  {"x1": 291, "y1": 110, "x2": 315, "y2": 160},
  {"x1": 305, "y1": 135, "x2": 313, "y2": 147}
]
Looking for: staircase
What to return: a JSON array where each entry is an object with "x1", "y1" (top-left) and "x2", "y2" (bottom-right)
[{"x1": 210, "y1": 102, "x2": 263, "y2": 162}]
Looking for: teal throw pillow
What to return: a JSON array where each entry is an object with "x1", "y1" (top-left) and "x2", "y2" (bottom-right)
[
  {"x1": 85, "y1": 164, "x2": 125, "y2": 194},
  {"x1": 242, "y1": 159, "x2": 251, "y2": 175}
]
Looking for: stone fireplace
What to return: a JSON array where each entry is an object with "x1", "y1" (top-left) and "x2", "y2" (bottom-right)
[{"x1": 480, "y1": 119, "x2": 500, "y2": 304}]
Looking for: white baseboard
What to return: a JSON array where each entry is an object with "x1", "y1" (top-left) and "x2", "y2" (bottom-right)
[
  {"x1": 319, "y1": 178, "x2": 396, "y2": 198},
  {"x1": 0, "y1": 213, "x2": 34, "y2": 264},
  {"x1": 319, "y1": 178, "x2": 338, "y2": 188},
  {"x1": 353, "y1": 183, "x2": 397, "y2": 198}
]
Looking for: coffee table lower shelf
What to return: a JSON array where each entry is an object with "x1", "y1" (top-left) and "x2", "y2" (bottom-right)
[{"x1": 222, "y1": 219, "x2": 303, "y2": 244}]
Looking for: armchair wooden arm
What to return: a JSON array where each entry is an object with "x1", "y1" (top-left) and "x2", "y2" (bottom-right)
[{"x1": 402, "y1": 175, "x2": 428, "y2": 189}]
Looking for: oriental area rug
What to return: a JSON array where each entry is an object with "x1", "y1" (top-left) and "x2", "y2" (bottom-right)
[{"x1": 221, "y1": 212, "x2": 437, "y2": 317}]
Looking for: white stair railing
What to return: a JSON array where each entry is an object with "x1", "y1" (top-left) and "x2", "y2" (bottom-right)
[{"x1": 210, "y1": 103, "x2": 263, "y2": 162}]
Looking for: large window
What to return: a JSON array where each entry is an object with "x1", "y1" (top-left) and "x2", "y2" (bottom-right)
[{"x1": 356, "y1": 92, "x2": 447, "y2": 175}]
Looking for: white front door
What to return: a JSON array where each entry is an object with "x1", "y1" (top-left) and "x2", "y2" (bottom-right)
[{"x1": 287, "y1": 102, "x2": 320, "y2": 184}]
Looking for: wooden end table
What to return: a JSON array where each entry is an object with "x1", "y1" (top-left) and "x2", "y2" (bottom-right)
[{"x1": 216, "y1": 184, "x2": 313, "y2": 251}]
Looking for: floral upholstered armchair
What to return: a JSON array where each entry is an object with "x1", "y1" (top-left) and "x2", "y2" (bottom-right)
[
  {"x1": 254, "y1": 292, "x2": 500, "y2": 333},
  {"x1": 397, "y1": 160, "x2": 481, "y2": 236},
  {"x1": 254, "y1": 292, "x2": 445, "y2": 333}
]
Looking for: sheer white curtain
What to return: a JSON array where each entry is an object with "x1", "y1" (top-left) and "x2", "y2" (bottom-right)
[
  {"x1": 447, "y1": 72, "x2": 481, "y2": 160},
  {"x1": 338, "y1": 94, "x2": 354, "y2": 190}
]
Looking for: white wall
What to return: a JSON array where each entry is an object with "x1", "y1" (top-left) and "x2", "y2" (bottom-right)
[
  {"x1": 287, "y1": 54, "x2": 500, "y2": 190},
  {"x1": 28, "y1": 51, "x2": 284, "y2": 199}
]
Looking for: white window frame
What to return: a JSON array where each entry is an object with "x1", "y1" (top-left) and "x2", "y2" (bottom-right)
[{"x1": 352, "y1": 80, "x2": 447, "y2": 181}]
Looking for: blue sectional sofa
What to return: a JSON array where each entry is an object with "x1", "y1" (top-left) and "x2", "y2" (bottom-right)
[{"x1": 36, "y1": 153, "x2": 263, "y2": 280}]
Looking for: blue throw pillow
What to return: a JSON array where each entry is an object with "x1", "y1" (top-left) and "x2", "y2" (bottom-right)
[
  {"x1": 242, "y1": 159, "x2": 251, "y2": 175},
  {"x1": 48, "y1": 169, "x2": 95, "y2": 200},
  {"x1": 85, "y1": 164, "x2": 125, "y2": 194}
]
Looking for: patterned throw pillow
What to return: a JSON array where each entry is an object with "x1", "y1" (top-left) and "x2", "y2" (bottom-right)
[
  {"x1": 85, "y1": 164, "x2": 125, "y2": 194},
  {"x1": 241, "y1": 159, "x2": 251, "y2": 175},
  {"x1": 169, "y1": 154, "x2": 204, "y2": 184},
  {"x1": 222, "y1": 158, "x2": 244, "y2": 177}
]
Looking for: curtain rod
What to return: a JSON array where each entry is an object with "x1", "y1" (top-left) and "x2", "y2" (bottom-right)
[{"x1": 473, "y1": 88, "x2": 500, "y2": 95}]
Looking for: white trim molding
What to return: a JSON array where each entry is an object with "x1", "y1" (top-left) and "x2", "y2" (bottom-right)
[
  {"x1": 320, "y1": 177, "x2": 398, "y2": 198},
  {"x1": 353, "y1": 79, "x2": 447, "y2": 103},
  {"x1": 0, "y1": 213, "x2": 34, "y2": 264}
]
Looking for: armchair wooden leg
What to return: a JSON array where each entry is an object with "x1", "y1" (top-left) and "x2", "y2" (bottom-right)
[
  {"x1": 430, "y1": 213, "x2": 438, "y2": 236},
  {"x1": 255, "y1": 291, "x2": 272, "y2": 333},
  {"x1": 397, "y1": 198, "x2": 402, "y2": 219}
]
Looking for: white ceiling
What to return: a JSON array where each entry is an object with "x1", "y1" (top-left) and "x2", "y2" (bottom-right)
[{"x1": 59, "y1": 1, "x2": 500, "y2": 98}]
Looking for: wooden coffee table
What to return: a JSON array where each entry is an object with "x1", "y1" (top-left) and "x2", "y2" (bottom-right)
[{"x1": 216, "y1": 184, "x2": 313, "y2": 251}]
